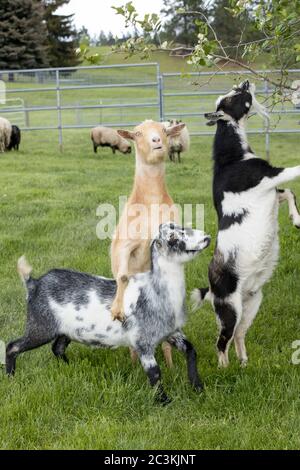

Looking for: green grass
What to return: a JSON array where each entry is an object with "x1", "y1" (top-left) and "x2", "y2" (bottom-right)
[{"x1": 0, "y1": 132, "x2": 300, "y2": 450}]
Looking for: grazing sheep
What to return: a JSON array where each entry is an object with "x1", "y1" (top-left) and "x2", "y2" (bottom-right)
[
  {"x1": 6, "y1": 223, "x2": 210, "y2": 404},
  {"x1": 7, "y1": 125, "x2": 21, "y2": 151},
  {"x1": 163, "y1": 119, "x2": 190, "y2": 163},
  {"x1": 91, "y1": 126, "x2": 132, "y2": 155},
  {"x1": 192, "y1": 80, "x2": 300, "y2": 368},
  {"x1": 0, "y1": 117, "x2": 12, "y2": 153}
]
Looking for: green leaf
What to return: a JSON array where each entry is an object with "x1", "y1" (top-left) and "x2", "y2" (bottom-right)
[
  {"x1": 126, "y1": 1, "x2": 135, "y2": 14},
  {"x1": 111, "y1": 6, "x2": 125, "y2": 16}
]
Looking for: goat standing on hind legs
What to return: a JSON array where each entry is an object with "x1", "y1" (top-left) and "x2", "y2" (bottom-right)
[
  {"x1": 192, "y1": 80, "x2": 300, "y2": 368},
  {"x1": 110, "y1": 120, "x2": 185, "y2": 367}
]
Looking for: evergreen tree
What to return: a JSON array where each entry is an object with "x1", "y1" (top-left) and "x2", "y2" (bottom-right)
[
  {"x1": 76, "y1": 26, "x2": 91, "y2": 45},
  {"x1": 42, "y1": 0, "x2": 80, "y2": 67},
  {"x1": 106, "y1": 32, "x2": 115, "y2": 46},
  {"x1": 211, "y1": 0, "x2": 262, "y2": 56},
  {"x1": 0, "y1": 0, "x2": 49, "y2": 70},
  {"x1": 161, "y1": 0, "x2": 208, "y2": 46},
  {"x1": 97, "y1": 31, "x2": 108, "y2": 46}
]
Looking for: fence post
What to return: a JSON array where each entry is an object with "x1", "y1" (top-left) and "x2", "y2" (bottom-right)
[
  {"x1": 56, "y1": 70, "x2": 63, "y2": 152},
  {"x1": 264, "y1": 79, "x2": 270, "y2": 161},
  {"x1": 24, "y1": 99, "x2": 30, "y2": 128},
  {"x1": 157, "y1": 64, "x2": 164, "y2": 122}
]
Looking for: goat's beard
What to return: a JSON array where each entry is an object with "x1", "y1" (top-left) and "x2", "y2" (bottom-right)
[{"x1": 249, "y1": 83, "x2": 270, "y2": 124}]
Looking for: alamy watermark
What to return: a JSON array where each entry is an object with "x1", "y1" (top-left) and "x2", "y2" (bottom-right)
[
  {"x1": 0, "y1": 340, "x2": 5, "y2": 365},
  {"x1": 291, "y1": 340, "x2": 300, "y2": 365},
  {"x1": 96, "y1": 196, "x2": 205, "y2": 240},
  {"x1": 0, "y1": 80, "x2": 6, "y2": 104}
]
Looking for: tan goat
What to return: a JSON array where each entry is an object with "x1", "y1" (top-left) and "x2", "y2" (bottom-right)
[{"x1": 110, "y1": 119, "x2": 185, "y2": 366}]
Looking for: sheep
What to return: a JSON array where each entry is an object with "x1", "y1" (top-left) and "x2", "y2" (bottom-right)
[
  {"x1": 163, "y1": 119, "x2": 190, "y2": 163},
  {"x1": 192, "y1": 80, "x2": 300, "y2": 368},
  {"x1": 91, "y1": 126, "x2": 132, "y2": 155},
  {"x1": 7, "y1": 125, "x2": 21, "y2": 151},
  {"x1": 111, "y1": 119, "x2": 185, "y2": 368},
  {"x1": 0, "y1": 117, "x2": 12, "y2": 153},
  {"x1": 6, "y1": 223, "x2": 211, "y2": 404}
]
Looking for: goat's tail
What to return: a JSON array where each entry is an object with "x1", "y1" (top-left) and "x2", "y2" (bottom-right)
[
  {"x1": 17, "y1": 256, "x2": 33, "y2": 287},
  {"x1": 191, "y1": 287, "x2": 211, "y2": 312}
]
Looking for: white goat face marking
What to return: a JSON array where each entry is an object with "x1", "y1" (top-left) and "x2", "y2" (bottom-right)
[{"x1": 245, "y1": 102, "x2": 250, "y2": 108}]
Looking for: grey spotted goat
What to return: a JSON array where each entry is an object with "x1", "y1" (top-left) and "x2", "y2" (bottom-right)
[{"x1": 6, "y1": 223, "x2": 210, "y2": 404}]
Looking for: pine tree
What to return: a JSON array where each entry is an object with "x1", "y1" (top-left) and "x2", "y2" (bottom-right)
[
  {"x1": 211, "y1": 0, "x2": 262, "y2": 56},
  {"x1": 0, "y1": 0, "x2": 49, "y2": 70},
  {"x1": 106, "y1": 32, "x2": 115, "y2": 46},
  {"x1": 161, "y1": 0, "x2": 207, "y2": 46},
  {"x1": 97, "y1": 31, "x2": 108, "y2": 46},
  {"x1": 42, "y1": 0, "x2": 80, "y2": 67}
]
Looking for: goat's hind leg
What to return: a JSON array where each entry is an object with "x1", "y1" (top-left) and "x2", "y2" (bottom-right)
[
  {"x1": 278, "y1": 188, "x2": 300, "y2": 229},
  {"x1": 214, "y1": 295, "x2": 242, "y2": 368},
  {"x1": 6, "y1": 332, "x2": 55, "y2": 376},
  {"x1": 52, "y1": 335, "x2": 71, "y2": 363},
  {"x1": 234, "y1": 290, "x2": 262, "y2": 366},
  {"x1": 168, "y1": 332, "x2": 203, "y2": 392}
]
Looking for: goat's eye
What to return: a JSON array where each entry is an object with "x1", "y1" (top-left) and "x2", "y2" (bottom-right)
[
  {"x1": 163, "y1": 128, "x2": 167, "y2": 134},
  {"x1": 135, "y1": 131, "x2": 142, "y2": 137}
]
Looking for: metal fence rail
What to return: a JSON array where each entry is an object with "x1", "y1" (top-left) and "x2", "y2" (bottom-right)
[{"x1": 0, "y1": 63, "x2": 299, "y2": 153}]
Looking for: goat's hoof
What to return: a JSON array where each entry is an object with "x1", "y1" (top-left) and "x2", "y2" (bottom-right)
[
  {"x1": 194, "y1": 382, "x2": 204, "y2": 393},
  {"x1": 61, "y1": 354, "x2": 69, "y2": 364},
  {"x1": 111, "y1": 309, "x2": 125, "y2": 322},
  {"x1": 240, "y1": 359, "x2": 248, "y2": 368},
  {"x1": 111, "y1": 302, "x2": 125, "y2": 322},
  {"x1": 218, "y1": 352, "x2": 229, "y2": 368},
  {"x1": 156, "y1": 394, "x2": 172, "y2": 406}
]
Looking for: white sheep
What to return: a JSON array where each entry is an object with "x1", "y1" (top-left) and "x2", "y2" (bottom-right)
[
  {"x1": 91, "y1": 126, "x2": 132, "y2": 155},
  {"x1": 0, "y1": 117, "x2": 12, "y2": 153},
  {"x1": 163, "y1": 119, "x2": 190, "y2": 163}
]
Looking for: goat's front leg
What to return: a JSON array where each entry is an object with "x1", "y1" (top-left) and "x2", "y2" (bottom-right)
[
  {"x1": 277, "y1": 188, "x2": 300, "y2": 228},
  {"x1": 265, "y1": 166, "x2": 300, "y2": 190},
  {"x1": 111, "y1": 274, "x2": 129, "y2": 322},
  {"x1": 168, "y1": 332, "x2": 203, "y2": 392},
  {"x1": 111, "y1": 245, "x2": 135, "y2": 322},
  {"x1": 139, "y1": 353, "x2": 170, "y2": 405}
]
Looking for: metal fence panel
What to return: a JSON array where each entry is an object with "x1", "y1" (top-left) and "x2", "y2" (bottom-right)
[{"x1": 0, "y1": 64, "x2": 299, "y2": 154}]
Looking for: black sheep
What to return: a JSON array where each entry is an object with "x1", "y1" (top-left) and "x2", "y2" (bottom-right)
[{"x1": 7, "y1": 125, "x2": 21, "y2": 151}]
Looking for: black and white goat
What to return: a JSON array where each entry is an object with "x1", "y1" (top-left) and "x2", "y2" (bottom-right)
[
  {"x1": 6, "y1": 223, "x2": 210, "y2": 404},
  {"x1": 192, "y1": 80, "x2": 300, "y2": 368}
]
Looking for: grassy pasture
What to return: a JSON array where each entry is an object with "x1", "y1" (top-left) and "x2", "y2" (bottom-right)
[{"x1": 0, "y1": 129, "x2": 300, "y2": 449}]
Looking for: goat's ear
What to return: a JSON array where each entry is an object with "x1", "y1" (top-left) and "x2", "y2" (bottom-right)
[
  {"x1": 241, "y1": 79, "x2": 250, "y2": 91},
  {"x1": 166, "y1": 123, "x2": 185, "y2": 137},
  {"x1": 117, "y1": 130, "x2": 135, "y2": 140}
]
